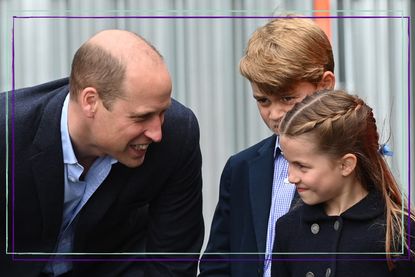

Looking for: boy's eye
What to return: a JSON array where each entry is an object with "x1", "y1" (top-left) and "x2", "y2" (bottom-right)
[
  {"x1": 255, "y1": 98, "x2": 270, "y2": 105},
  {"x1": 281, "y1": 96, "x2": 296, "y2": 103}
]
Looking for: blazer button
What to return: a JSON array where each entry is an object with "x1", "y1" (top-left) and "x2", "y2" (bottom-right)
[
  {"x1": 326, "y1": 267, "x2": 332, "y2": 276},
  {"x1": 311, "y1": 223, "x2": 320, "y2": 234},
  {"x1": 306, "y1": 272, "x2": 315, "y2": 277},
  {"x1": 334, "y1": 220, "x2": 340, "y2": 231}
]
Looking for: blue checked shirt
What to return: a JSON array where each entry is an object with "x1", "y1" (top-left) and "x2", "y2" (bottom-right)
[
  {"x1": 263, "y1": 136, "x2": 296, "y2": 277},
  {"x1": 44, "y1": 94, "x2": 117, "y2": 276}
]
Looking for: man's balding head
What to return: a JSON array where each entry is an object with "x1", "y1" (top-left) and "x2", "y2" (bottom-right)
[
  {"x1": 88, "y1": 29, "x2": 162, "y2": 63},
  {"x1": 69, "y1": 29, "x2": 164, "y2": 109}
]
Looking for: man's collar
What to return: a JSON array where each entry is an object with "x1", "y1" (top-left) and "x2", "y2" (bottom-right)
[{"x1": 61, "y1": 94, "x2": 78, "y2": 165}]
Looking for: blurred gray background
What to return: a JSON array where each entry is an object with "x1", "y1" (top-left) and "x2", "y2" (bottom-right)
[{"x1": 1, "y1": 0, "x2": 414, "y2": 253}]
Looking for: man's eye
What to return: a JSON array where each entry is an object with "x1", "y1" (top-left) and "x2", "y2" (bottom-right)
[{"x1": 131, "y1": 116, "x2": 147, "y2": 122}]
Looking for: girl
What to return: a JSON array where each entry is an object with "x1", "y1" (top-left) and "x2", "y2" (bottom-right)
[{"x1": 271, "y1": 90, "x2": 415, "y2": 277}]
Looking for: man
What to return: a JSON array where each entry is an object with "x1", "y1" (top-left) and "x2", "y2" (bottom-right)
[
  {"x1": 199, "y1": 17, "x2": 335, "y2": 276},
  {"x1": 0, "y1": 30, "x2": 204, "y2": 276}
]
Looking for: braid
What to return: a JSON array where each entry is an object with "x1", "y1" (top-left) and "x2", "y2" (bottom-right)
[{"x1": 281, "y1": 90, "x2": 362, "y2": 136}]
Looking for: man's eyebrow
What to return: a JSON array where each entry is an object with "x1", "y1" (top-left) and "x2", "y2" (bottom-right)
[
  {"x1": 128, "y1": 108, "x2": 169, "y2": 119},
  {"x1": 128, "y1": 111, "x2": 155, "y2": 118}
]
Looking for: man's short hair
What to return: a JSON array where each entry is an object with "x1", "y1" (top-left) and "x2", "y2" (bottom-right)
[
  {"x1": 239, "y1": 17, "x2": 334, "y2": 95},
  {"x1": 69, "y1": 43, "x2": 126, "y2": 110}
]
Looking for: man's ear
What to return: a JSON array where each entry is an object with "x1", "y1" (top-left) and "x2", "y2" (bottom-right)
[
  {"x1": 79, "y1": 87, "x2": 99, "y2": 118},
  {"x1": 339, "y1": 153, "x2": 357, "y2": 177},
  {"x1": 318, "y1": 71, "x2": 335, "y2": 90}
]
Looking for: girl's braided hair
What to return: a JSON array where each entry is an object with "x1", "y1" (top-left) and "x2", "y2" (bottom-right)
[{"x1": 279, "y1": 90, "x2": 414, "y2": 269}]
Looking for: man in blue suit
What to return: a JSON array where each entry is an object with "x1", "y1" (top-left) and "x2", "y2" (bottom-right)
[
  {"x1": 0, "y1": 30, "x2": 203, "y2": 276},
  {"x1": 199, "y1": 17, "x2": 336, "y2": 276}
]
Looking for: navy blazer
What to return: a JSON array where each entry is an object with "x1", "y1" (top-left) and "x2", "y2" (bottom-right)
[
  {"x1": 199, "y1": 135, "x2": 299, "y2": 276},
  {"x1": 272, "y1": 191, "x2": 415, "y2": 277},
  {"x1": 0, "y1": 78, "x2": 204, "y2": 276}
]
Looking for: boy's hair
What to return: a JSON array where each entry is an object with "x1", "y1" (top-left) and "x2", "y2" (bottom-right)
[
  {"x1": 279, "y1": 90, "x2": 414, "y2": 270},
  {"x1": 240, "y1": 17, "x2": 334, "y2": 95}
]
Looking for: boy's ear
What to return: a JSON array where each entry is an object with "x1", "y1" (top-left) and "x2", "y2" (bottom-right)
[
  {"x1": 339, "y1": 153, "x2": 357, "y2": 177},
  {"x1": 318, "y1": 71, "x2": 335, "y2": 90}
]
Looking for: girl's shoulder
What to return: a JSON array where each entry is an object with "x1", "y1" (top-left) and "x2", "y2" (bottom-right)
[{"x1": 275, "y1": 204, "x2": 306, "y2": 238}]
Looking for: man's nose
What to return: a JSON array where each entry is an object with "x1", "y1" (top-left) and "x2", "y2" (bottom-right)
[{"x1": 145, "y1": 115, "x2": 163, "y2": 142}]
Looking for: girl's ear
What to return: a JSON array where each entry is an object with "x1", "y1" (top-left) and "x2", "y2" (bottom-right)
[
  {"x1": 318, "y1": 71, "x2": 335, "y2": 90},
  {"x1": 340, "y1": 153, "x2": 357, "y2": 177}
]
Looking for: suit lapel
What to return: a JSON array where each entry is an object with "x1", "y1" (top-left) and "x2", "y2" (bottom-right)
[
  {"x1": 30, "y1": 150, "x2": 65, "y2": 241},
  {"x1": 73, "y1": 163, "x2": 130, "y2": 251},
  {"x1": 248, "y1": 136, "x2": 276, "y2": 255},
  {"x1": 29, "y1": 88, "x2": 67, "y2": 241}
]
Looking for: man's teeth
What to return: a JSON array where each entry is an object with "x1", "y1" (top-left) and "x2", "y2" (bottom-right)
[{"x1": 131, "y1": 144, "x2": 149, "y2": 150}]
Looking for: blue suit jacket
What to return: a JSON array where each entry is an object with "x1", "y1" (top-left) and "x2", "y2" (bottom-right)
[
  {"x1": 0, "y1": 78, "x2": 204, "y2": 276},
  {"x1": 199, "y1": 135, "x2": 298, "y2": 276}
]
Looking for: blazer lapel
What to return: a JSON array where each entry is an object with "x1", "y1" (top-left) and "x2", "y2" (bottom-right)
[
  {"x1": 29, "y1": 88, "x2": 67, "y2": 241},
  {"x1": 248, "y1": 136, "x2": 276, "y2": 255},
  {"x1": 30, "y1": 150, "x2": 65, "y2": 241},
  {"x1": 73, "y1": 163, "x2": 130, "y2": 251}
]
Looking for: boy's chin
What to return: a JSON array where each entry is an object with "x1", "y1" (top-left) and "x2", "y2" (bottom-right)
[{"x1": 268, "y1": 125, "x2": 280, "y2": 134}]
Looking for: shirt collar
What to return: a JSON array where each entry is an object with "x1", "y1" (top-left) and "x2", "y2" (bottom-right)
[
  {"x1": 61, "y1": 94, "x2": 78, "y2": 165},
  {"x1": 273, "y1": 135, "x2": 281, "y2": 158}
]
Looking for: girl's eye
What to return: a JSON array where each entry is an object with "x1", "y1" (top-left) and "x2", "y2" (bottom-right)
[{"x1": 294, "y1": 162, "x2": 307, "y2": 171}]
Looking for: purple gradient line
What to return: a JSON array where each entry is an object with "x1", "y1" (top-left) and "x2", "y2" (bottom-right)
[
  {"x1": 11, "y1": 257, "x2": 410, "y2": 262},
  {"x1": 13, "y1": 15, "x2": 410, "y2": 20},
  {"x1": 203, "y1": 258, "x2": 407, "y2": 262},
  {"x1": 9, "y1": 14, "x2": 412, "y2": 264},
  {"x1": 11, "y1": 15, "x2": 16, "y2": 259},
  {"x1": 407, "y1": 15, "x2": 411, "y2": 260},
  {"x1": 13, "y1": 258, "x2": 200, "y2": 262}
]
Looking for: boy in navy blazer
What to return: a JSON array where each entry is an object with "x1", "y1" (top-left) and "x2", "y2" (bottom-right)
[{"x1": 0, "y1": 30, "x2": 203, "y2": 277}]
